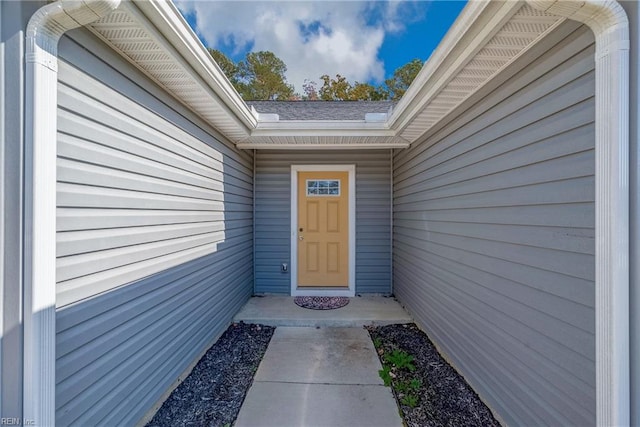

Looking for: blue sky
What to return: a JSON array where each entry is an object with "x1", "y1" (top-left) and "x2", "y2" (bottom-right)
[{"x1": 175, "y1": 1, "x2": 467, "y2": 93}]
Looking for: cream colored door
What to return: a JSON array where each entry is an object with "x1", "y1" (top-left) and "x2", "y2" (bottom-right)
[{"x1": 297, "y1": 171, "x2": 349, "y2": 287}]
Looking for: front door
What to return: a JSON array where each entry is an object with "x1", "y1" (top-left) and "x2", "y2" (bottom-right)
[{"x1": 297, "y1": 171, "x2": 349, "y2": 287}]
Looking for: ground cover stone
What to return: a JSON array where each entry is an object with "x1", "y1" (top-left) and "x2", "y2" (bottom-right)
[
  {"x1": 367, "y1": 323, "x2": 501, "y2": 427},
  {"x1": 147, "y1": 322, "x2": 275, "y2": 427}
]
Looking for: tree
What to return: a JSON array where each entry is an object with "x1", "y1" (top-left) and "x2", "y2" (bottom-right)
[
  {"x1": 208, "y1": 49, "x2": 422, "y2": 102},
  {"x1": 319, "y1": 74, "x2": 352, "y2": 101},
  {"x1": 350, "y1": 82, "x2": 387, "y2": 101},
  {"x1": 236, "y1": 51, "x2": 294, "y2": 100},
  {"x1": 302, "y1": 79, "x2": 319, "y2": 100},
  {"x1": 317, "y1": 75, "x2": 387, "y2": 101},
  {"x1": 208, "y1": 49, "x2": 239, "y2": 85},
  {"x1": 385, "y1": 58, "x2": 423, "y2": 101}
]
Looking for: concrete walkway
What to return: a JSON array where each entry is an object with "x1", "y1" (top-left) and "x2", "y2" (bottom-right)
[
  {"x1": 234, "y1": 296, "x2": 412, "y2": 327},
  {"x1": 235, "y1": 327, "x2": 403, "y2": 427}
]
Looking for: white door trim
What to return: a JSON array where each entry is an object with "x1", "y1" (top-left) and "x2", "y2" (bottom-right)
[{"x1": 290, "y1": 165, "x2": 356, "y2": 297}]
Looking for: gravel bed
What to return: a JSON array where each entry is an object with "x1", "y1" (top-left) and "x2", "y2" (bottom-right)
[
  {"x1": 147, "y1": 322, "x2": 275, "y2": 427},
  {"x1": 367, "y1": 323, "x2": 500, "y2": 427}
]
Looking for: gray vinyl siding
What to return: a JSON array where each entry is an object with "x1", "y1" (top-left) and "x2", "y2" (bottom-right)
[
  {"x1": 255, "y1": 150, "x2": 391, "y2": 294},
  {"x1": 55, "y1": 30, "x2": 253, "y2": 426},
  {"x1": 393, "y1": 22, "x2": 596, "y2": 426}
]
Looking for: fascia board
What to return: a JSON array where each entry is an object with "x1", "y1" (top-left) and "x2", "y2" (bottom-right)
[
  {"x1": 236, "y1": 142, "x2": 410, "y2": 150},
  {"x1": 252, "y1": 130, "x2": 395, "y2": 138},
  {"x1": 255, "y1": 120, "x2": 391, "y2": 133},
  {"x1": 387, "y1": 0, "x2": 523, "y2": 135},
  {"x1": 130, "y1": 0, "x2": 257, "y2": 131}
]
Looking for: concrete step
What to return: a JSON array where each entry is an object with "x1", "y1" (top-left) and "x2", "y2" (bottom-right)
[{"x1": 234, "y1": 295, "x2": 413, "y2": 327}]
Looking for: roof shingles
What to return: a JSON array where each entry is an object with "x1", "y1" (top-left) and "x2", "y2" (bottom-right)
[{"x1": 247, "y1": 100, "x2": 394, "y2": 121}]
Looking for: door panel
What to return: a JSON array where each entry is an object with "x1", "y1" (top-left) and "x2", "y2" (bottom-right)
[{"x1": 297, "y1": 171, "x2": 349, "y2": 287}]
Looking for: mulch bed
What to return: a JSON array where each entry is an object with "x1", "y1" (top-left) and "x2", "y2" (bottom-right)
[
  {"x1": 367, "y1": 323, "x2": 500, "y2": 427},
  {"x1": 146, "y1": 322, "x2": 275, "y2": 427}
]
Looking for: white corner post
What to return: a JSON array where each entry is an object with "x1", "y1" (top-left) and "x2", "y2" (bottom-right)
[
  {"x1": 24, "y1": 1, "x2": 120, "y2": 425},
  {"x1": 526, "y1": 1, "x2": 630, "y2": 425}
]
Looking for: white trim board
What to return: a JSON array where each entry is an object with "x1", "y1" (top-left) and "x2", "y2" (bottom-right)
[
  {"x1": 525, "y1": 1, "x2": 630, "y2": 425},
  {"x1": 24, "y1": 1, "x2": 121, "y2": 425},
  {"x1": 290, "y1": 165, "x2": 356, "y2": 297}
]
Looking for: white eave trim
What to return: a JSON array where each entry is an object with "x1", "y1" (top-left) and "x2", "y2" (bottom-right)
[
  {"x1": 115, "y1": 0, "x2": 257, "y2": 132},
  {"x1": 387, "y1": 0, "x2": 517, "y2": 133},
  {"x1": 236, "y1": 142, "x2": 410, "y2": 150},
  {"x1": 86, "y1": 0, "x2": 568, "y2": 150},
  {"x1": 254, "y1": 120, "x2": 392, "y2": 133}
]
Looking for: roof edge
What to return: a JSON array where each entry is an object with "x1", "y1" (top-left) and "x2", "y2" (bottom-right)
[
  {"x1": 132, "y1": 0, "x2": 257, "y2": 131},
  {"x1": 387, "y1": 0, "x2": 522, "y2": 134}
]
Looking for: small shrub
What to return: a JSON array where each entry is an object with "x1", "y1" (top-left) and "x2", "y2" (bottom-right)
[
  {"x1": 400, "y1": 394, "x2": 419, "y2": 408},
  {"x1": 384, "y1": 349, "x2": 416, "y2": 372},
  {"x1": 378, "y1": 365, "x2": 393, "y2": 386}
]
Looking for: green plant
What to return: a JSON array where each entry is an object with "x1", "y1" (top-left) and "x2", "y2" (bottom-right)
[
  {"x1": 395, "y1": 380, "x2": 408, "y2": 393},
  {"x1": 378, "y1": 365, "x2": 393, "y2": 386},
  {"x1": 384, "y1": 349, "x2": 416, "y2": 372},
  {"x1": 400, "y1": 394, "x2": 419, "y2": 408},
  {"x1": 374, "y1": 338, "x2": 422, "y2": 411},
  {"x1": 395, "y1": 378, "x2": 422, "y2": 398}
]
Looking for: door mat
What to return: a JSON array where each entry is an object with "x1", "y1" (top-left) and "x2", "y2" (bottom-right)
[{"x1": 294, "y1": 296, "x2": 350, "y2": 310}]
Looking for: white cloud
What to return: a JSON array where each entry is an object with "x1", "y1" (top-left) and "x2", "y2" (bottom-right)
[{"x1": 175, "y1": 0, "x2": 423, "y2": 93}]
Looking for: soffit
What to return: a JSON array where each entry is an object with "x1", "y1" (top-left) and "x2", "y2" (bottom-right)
[
  {"x1": 85, "y1": 0, "x2": 563, "y2": 149},
  {"x1": 86, "y1": 1, "x2": 254, "y2": 142},
  {"x1": 392, "y1": 3, "x2": 563, "y2": 143}
]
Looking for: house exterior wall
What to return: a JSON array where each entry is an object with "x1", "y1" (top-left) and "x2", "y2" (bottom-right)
[
  {"x1": 255, "y1": 150, "x2": 392, "y2": 295},
  {"x1": 54, "y1": 30, "x2": 254, "y2": 426},
  {"x1": 393, "y1": 22, "x2": 597, "y2": 426}
]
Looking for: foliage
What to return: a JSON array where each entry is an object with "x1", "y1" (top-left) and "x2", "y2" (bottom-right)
[
  {"x1": 236, "y1": 51, "x2": 295, "y2": 100},
  {"x1": 302, "y1": 79, "x2": 319, "y2": 100},
  {"x1": 316, "y1": 74, "x2": 387, "y2": 101},
  {"x1": 385, "y1": 58, "x2": 423, "y2": 101},
  {"x1": 384, "y1": 349, "x2": 416, "y2": 372},
  {"x1": 350, "y1": 82, "x2": 387, "y2": 101},
  {"x1": 319, "y1": 74, "x2": 351, "y2": 101},
  {"x1": 375, "y1": 339, "x2": 421, "y2": 410},
  {"x1": 372, "y1": 337, "x2": 383, "y2": 349},
  {"x1": 209, "y1": 50, "x2": 294, "y2": 100},
  {"x1": 208, "y1": 49, "x2": 239, "y2": 85},
  {"x1": 400, "y1": 394, "x2": 419, "y2": 408},
  {"x1": 208, "y1": 48, "x2": 423, "y2": 101},
  {"x1": 395, "y1": 378, "x2": 421, "y2": 394},
  {"x1": 378, "y1": 365, "x2": 393, "y2": 387}
]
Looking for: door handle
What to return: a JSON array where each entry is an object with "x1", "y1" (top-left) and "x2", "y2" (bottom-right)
[{"x1": 299, "y1": 236, "x2": 304, "y2": 241}]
